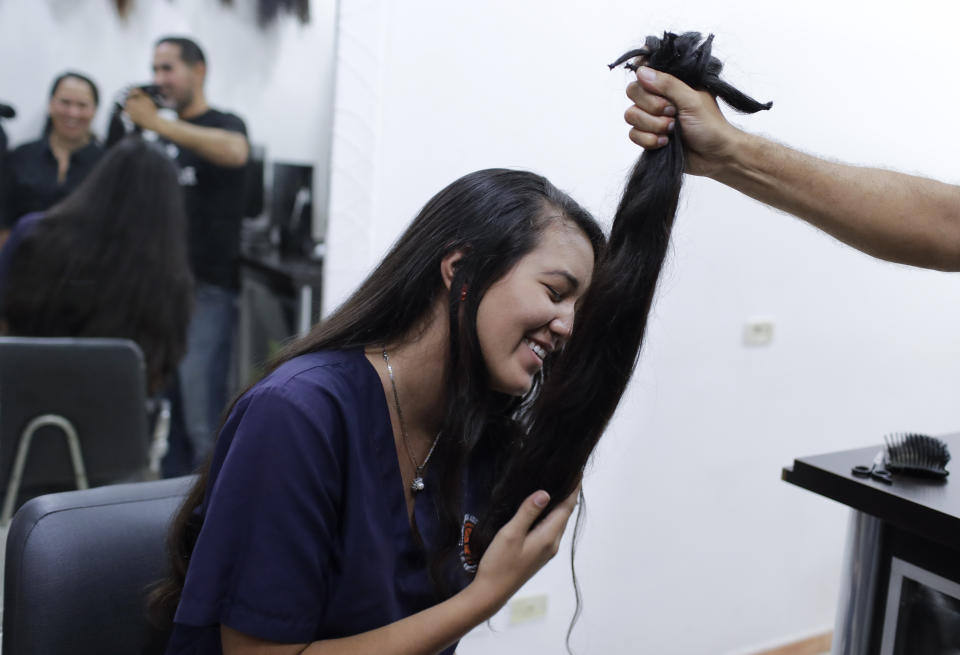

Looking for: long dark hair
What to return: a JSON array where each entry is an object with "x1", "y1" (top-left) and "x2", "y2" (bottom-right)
[
  {"x1": 43, "y1": 71, "x2": 100, "y2": 138},
  {"x1": 468, "y1": 32, "x2": 772, "y2": 646},
  {"x1": 149, "y1": 168, "x2": 606, "y2": 624},
  {"x1": 1, "y1": 136, "x2": 194, "y2": 394}
]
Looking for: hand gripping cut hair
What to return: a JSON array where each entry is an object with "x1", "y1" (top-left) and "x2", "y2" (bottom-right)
[{"x1": 469, "y1": 31, "x2": 772, "y2": 561}]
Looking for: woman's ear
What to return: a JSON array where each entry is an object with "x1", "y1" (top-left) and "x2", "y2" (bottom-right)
[{"x1": 440, "y1": 250, "x2": 465, "y2": 291}]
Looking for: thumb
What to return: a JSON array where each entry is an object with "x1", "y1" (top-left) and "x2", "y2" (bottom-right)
[
  {"x1": 635, "y1": 67, "x2": 701, "y2": 112},
  {"x1": 507, "y1": 490, "x2": 551, "y2": 534}
]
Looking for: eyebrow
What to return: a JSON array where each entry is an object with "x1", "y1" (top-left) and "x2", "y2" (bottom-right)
[{"x1": 543, "y1": 270, "x2": 580, "y2": 290}]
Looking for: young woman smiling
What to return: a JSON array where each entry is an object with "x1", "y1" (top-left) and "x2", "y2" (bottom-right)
[{"x1": 153, "y1": 169, "x2": 605, "y2": 655}]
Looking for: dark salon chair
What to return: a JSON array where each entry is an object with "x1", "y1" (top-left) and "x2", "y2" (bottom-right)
[
  {"x1": 2, "y1": 475, "x2": 195, "y2": 655},
  {"x1": 0, "y1": 337, "x2": 171, "y2": 523}
]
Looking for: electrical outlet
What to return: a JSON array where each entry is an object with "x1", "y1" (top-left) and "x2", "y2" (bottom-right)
[
  {"x1": 743, "y1": 319, "x2": 774, "y2": 346},
  {"x1": 509, "y1": 594, "x2": 548, "y2": 625}
]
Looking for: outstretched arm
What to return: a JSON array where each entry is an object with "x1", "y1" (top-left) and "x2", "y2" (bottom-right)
[{"x1": 625, "y1": 66, "x2": 960, "y2": 271}]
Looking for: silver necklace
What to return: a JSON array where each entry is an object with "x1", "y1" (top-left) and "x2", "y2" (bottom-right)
[{"x1": 382, "y1": 348, "x2": 441, "y2": 494}]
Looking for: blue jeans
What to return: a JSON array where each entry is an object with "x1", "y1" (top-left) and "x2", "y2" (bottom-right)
[{"x1": 178, "y1": 283, "x2": 238, "y2": 468}]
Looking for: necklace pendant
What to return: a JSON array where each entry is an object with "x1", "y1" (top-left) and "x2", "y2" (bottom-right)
[{"x1": 411, "y1": 477, "x2": 425, "y2": 493}]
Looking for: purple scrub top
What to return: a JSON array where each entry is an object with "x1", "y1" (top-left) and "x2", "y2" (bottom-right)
[{"x1": 165, "y1": 349, "x2": 484, "y2": 654}]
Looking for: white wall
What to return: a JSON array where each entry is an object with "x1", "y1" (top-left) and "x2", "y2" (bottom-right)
[
  {"x1": 0, "y1": 0, "x2": 337, "y2": 237},
  {"x1": 328, "y1": 1, "x2": 960, "y2": 653}
]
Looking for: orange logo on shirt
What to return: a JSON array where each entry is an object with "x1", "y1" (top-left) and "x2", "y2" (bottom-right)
[{"x1": 460, "y1": 514, "x2": 478, "y2": 573}]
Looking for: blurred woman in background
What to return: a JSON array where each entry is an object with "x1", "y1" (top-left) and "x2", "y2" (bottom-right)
[{"x1": 2, "y1": 71, "x2": 103, "y2": 230}]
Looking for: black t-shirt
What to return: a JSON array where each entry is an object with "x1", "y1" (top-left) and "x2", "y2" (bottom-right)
[
  {"x1": 164, "y1": 109, "x2": 248, "y2": 289},
  {"x1": 1, "y1": 136, "x2": 103, "y2": 228}
]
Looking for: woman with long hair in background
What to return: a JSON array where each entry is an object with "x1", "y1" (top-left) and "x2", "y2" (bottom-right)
[{"x1": 0, "y1": 135, "x2": 194, "y2": 395}]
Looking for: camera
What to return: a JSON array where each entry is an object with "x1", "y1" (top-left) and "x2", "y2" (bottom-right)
[
  {"x1": 113, "y1": 83, "x2": 164, "y2": 110},
  {"x1": 106, "y1": 84, "x2": 166, "y2": 148}
]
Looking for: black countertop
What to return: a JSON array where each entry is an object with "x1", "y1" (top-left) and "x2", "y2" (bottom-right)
[{"x1": 782, "y1": 433, "x2": 959, "y2": 549}]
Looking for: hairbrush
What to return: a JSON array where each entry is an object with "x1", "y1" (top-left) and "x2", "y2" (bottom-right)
[{"x1": 883, "y1": 433, "x2": 950, "y2": 479}]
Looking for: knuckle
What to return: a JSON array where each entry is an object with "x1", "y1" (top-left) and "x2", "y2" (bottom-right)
[
  {"x1": 629, "y1": 129, "x2": 658, "y2": 149},
  {"x1": 624, "y1": 106, "x2": 672, "y2": 135}
]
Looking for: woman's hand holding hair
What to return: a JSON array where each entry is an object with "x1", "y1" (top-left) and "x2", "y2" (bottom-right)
[
  {"x1": 625, "y1": 67, "x2": 743, "y2": 178},
  {"x1": 468, "y1": 486, "x2": 580, "y2": 615},
  {"x1": 222, "y1": 487, "x2": 580, "y2": 655}
]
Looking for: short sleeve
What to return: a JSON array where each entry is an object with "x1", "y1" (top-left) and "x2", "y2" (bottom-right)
[
  {"x1": 219, "y1": 112, "x2": 247, "y2": 138},
  {"x1": 174, "y1": 384, "x2": 346, "y2": 644}
]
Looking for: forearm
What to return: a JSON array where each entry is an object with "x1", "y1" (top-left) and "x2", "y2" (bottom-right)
[
  {"x1": 304, "y1": 584, "x2": 495, "y2": 655},
  {"x1": 713, "y1": 131, "x2": 960, "y2": 270},
  {"x1": 150, "y1": 117, "x2": 248, "y2": 168},
  {"x1": 224, "y1": 582, "x2": 500, "y2": 655}
]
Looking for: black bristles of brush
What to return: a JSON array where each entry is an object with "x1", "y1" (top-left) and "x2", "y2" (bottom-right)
[{"x1": 883, "y1": 433, "x2": 951, "y2": 478}]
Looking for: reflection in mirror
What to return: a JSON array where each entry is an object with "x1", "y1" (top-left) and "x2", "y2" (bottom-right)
[{"x1": 0, "y1": 1, "x2": 339, "y2": 479}]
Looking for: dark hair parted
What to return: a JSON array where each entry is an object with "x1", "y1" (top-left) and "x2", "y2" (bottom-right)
[
  {"x1": 43, "y1": 71, "x2": 100, "y2": 137},
  {"x1": 0, "y1": 136, "x2": 194, "y2": 394},
  {"x1": 148, "y1": 168, "x2": 605, "y2": 626},
  {"x1": 156, "y1": 36, "x2": 206, "y2": 66},
  {"x1": 469, "y1": 29, "x2": 773, "y2": 587}
]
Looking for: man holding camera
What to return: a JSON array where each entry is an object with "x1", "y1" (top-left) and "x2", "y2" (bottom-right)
[{"x1": 125, "y1": 36, "x2": 249, "y2": 469}]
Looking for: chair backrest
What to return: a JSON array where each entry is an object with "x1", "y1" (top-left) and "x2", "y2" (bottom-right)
[
  {"x1": 0, "y1": 337, "x2": 150, "y2": 497},
  {"x1": 3, "y1": 476, "x2": 195, "y2": 655}
]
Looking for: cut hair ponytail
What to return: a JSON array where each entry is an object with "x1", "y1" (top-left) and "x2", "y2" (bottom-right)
[{"x1": 470, "y1": 30, "x2": 773, "y2": 563}]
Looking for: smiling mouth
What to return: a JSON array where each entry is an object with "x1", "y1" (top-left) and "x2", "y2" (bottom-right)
[{"x1": 524, "y1": 338, "x2": 547, "y2": 360}]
